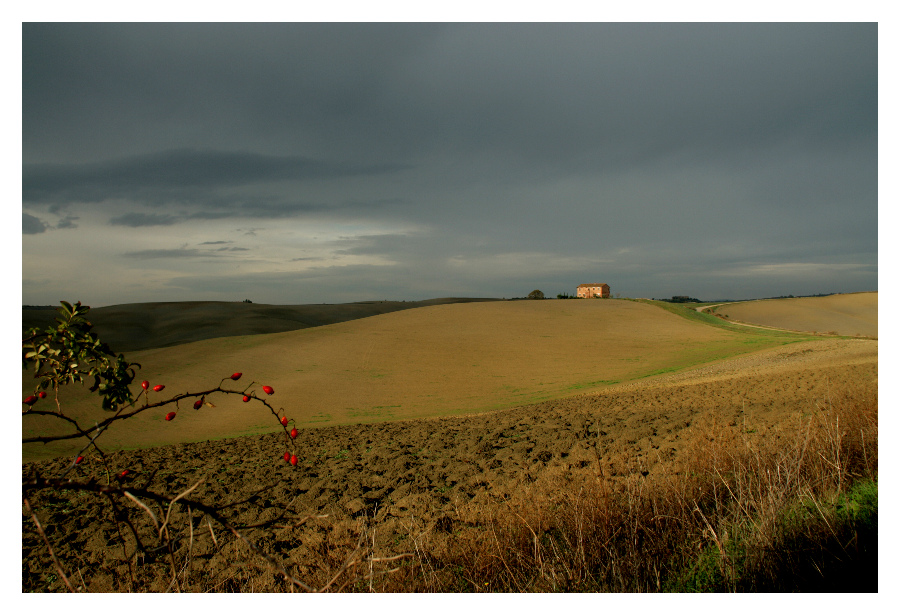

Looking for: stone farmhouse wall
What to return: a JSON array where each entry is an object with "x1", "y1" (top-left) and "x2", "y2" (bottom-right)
[{"x1": 576, "y1": 283, "x2": 610, "y2": 298}]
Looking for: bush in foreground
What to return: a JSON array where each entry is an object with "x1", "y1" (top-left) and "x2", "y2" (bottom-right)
[{"x1": 22, "y1": 301, "x2": 405, "y2": 592}]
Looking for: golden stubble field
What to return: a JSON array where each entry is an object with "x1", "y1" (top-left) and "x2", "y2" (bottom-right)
[
  {"x1": 713, "y1": 292, "x2": 877, "y2": 337},
  {"x1": 24, "y1": 298, "x2": 802, "y2": 461}
]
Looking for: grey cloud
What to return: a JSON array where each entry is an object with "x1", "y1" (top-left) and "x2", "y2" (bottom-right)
[
  {"x1": 23, "y1": 23, "x2": 447, "y2": 161},
  {"x1": 56, "y1": 214, "x2": 79, "y2": 230},
  {"x1": 183, "y1": 200, "x2": 336, "y2": 220},
  {"x1": 22, "y1": 23, "x2": 877, "y2": 305},
  {"x1": 23, "y1": 23, "x2": 873, "y2": 169},
  {"x1": 122, "y1": 246, "x2": 253, "y2": 259},
  {"x1": 364, "y1": 23, "x2": 877, "y2": 173},
  {"x1": 23, "y1": 213, "x2": 48, "y2": 234},
  {"x1": 23, "y1": 148, "x2": 410, "y2": 205},
  {"x1": 122, "y1": 249, "x2": 202, "y2": 259},
  {"x1": 110, "y1": 212, "x2": 181, "y2": 227},
  {"x1": 122, "y1": 241, "x2": 258, "y2": 259}
]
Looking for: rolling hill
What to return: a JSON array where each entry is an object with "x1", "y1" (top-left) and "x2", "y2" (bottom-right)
[
  {"x1": 22, "y1": 297, "x2": 500, "y2": 352},
  {"x1": 712, "y1": 292, "x2": 877, "y2": 337},
  {"x1": 23, "y1": 298, "x2": 812, "y2": 461}
]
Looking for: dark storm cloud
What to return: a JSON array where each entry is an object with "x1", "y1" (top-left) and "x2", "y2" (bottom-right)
[
  {"x1": 21, "y1": 22, "x2": 877, "y2": 304},
  {"x1": 122, "y1": 248, "x2": 204, "y2": 259},
  {"x1": 22, "y1": 23, "x2": 876, "y2": 194},
  {"x1": 122, "y1": 245, "x2": 253, "y2": 259},
  {"x1": 23, "y1": 213, "x2": 47, "y2": 235},
  {"x1": 180, "y1": 200, "x2": 347, "y2": 220},
  {"x1": 55, "y1": 214, "x2": 79, "y2": 230},
  {"x1": 22, "y1": 23, "x2": 447, "y2": 159},
  {"x1": 110, "y1": 213, "x2": 181, "y2": 227},
  {"x1": 22, "y1": 23, "x2": 871, "y2": 169},
  {"x1": 23, "y1": 148, "x2": 410, "y2": 205}
]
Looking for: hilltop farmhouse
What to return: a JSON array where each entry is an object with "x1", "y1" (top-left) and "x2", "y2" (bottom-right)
[{"x1": 577, "y1": 283, "x2": 610, "y2": 298}]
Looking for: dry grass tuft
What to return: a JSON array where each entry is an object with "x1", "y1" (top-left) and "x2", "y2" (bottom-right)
[
  {"x1": 379, "y1": 381, "x2": 877, "y2": 592},
  {"x1": 24, "y1": 380, "x2": 876, "y2": 593}
]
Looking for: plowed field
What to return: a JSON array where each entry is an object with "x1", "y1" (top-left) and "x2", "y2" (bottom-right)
[{"x1": 22, "y1": 336, "x2": 876, "y2": 591}]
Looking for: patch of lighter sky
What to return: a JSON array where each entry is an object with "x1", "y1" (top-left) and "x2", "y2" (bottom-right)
[{"x1": 22, "y1": 205, "x2": 425, "y2": 306}]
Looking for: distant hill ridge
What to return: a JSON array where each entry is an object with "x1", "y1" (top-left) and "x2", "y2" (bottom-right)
[{"x1": 22, "y1": 298, "x2": 500, "y2": 353}]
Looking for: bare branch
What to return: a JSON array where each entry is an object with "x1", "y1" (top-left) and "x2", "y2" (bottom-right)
[
  {"x1": 22, "y1": 387, "x2": 279, "y2": 445},
  {"x1": 25, "y1": 476, "x2": 317, "y2": 592},
  {"x1": 24, "y1": 498, "x2": 77, "y2": 592}
]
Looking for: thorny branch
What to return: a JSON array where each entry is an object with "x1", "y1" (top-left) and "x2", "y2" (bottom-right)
[{"x1": 24, "y1": 476, "x2": 317, "y2": 591}]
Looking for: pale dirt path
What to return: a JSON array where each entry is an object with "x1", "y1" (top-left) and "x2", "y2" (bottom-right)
[{"x1": 694, "y1": 303, "x2": 793, "y2": 332}]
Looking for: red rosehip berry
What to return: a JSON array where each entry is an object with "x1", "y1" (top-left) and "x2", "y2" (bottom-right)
[
  {"x1": 231, "y1": 372, "x2": 242, "y2": 380},
  {"x1": 290, "y1": 427, "x2": 298, "y2": 439},
  {"x1": 280, "y1": 416, "x2": 288, "y2": 427},
  {"x1": 290, "y1": 454, "x2": 298, "y2": 466},
  {"x1": 142, "y1": 380, "x2": 150, "y2": 390},
  {"x1": 23, "y1": 395, "x2": 38, "y2": 405},
  {"x1": 75, "y1": 455, "x2": 84, "y2": 465},
  {"x1": 153, "y1": 384, "x2": 165, "y2": 392},
  {"x1": 165, "y1": 411, "x2": 176, "y2": 421},
  {"x1": 193, "y1": 397, "x2": 204, "y2": 409},
  {"x1": 283, "y1": 451, "x2": 290, "y2": 462},
  {"x1": 242, "y1": 395, "x2": 251, "y2": 402},
  {"x1": 38, "y1": 391, "x2": 47, "y2": 399},
  {"x1": 262, "y1": 385, "x2": 274, "y2": 395}
]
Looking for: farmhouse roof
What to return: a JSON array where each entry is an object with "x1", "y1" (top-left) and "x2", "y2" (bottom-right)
[{"x1": 577, "y1": 283, "x2": 609, "y2": 287}]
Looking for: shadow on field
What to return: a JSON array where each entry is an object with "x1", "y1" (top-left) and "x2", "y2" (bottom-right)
[{"x1": 22, "y1": 298, "x2": 500, "y2": 352}]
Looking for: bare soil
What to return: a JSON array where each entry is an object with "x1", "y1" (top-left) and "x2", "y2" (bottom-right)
[{"x1": 22, "y1": 337, "x2": 876, "y2": 592}]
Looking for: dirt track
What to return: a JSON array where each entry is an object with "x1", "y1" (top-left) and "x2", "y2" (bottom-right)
[{"x1": 22, "y1": 336, "x2": 876, "y2": 591}]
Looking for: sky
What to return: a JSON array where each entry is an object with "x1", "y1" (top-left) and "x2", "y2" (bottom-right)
[{"x1": 20, "y1": 21, "x2": 879, "y2": 306}]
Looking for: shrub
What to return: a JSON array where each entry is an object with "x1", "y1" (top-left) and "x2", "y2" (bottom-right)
[{"x1": 22, "y1": 301, "x2": 403, "y2": 592}]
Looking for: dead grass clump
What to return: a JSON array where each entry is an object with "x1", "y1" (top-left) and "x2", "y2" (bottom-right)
[{"x1": 381, "y1": 381, "x2": 877, "y2": 592}]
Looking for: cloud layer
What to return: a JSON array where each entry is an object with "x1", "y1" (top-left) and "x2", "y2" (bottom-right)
[{"x1": 22, "y1": 23, "x2": 877, "y2": 305}]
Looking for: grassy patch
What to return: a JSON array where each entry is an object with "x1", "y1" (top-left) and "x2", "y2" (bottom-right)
[
  {"x1": 632, "y1": 298, "x2": 815, "y2": 341},
  {"x1": 566, "y1": 379, "x2": 620, "y2": 390},
  {"x1": 303, "y1": 413, "x2": 332, "y2": 424},
  {"x1": 347, "y1": 405, "x2": 400, "y2": 419}
]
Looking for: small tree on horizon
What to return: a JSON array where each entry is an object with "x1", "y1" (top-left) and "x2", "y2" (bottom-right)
[{"x1": 527, "y1": 290, "x2": 545, "y2": 300}]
